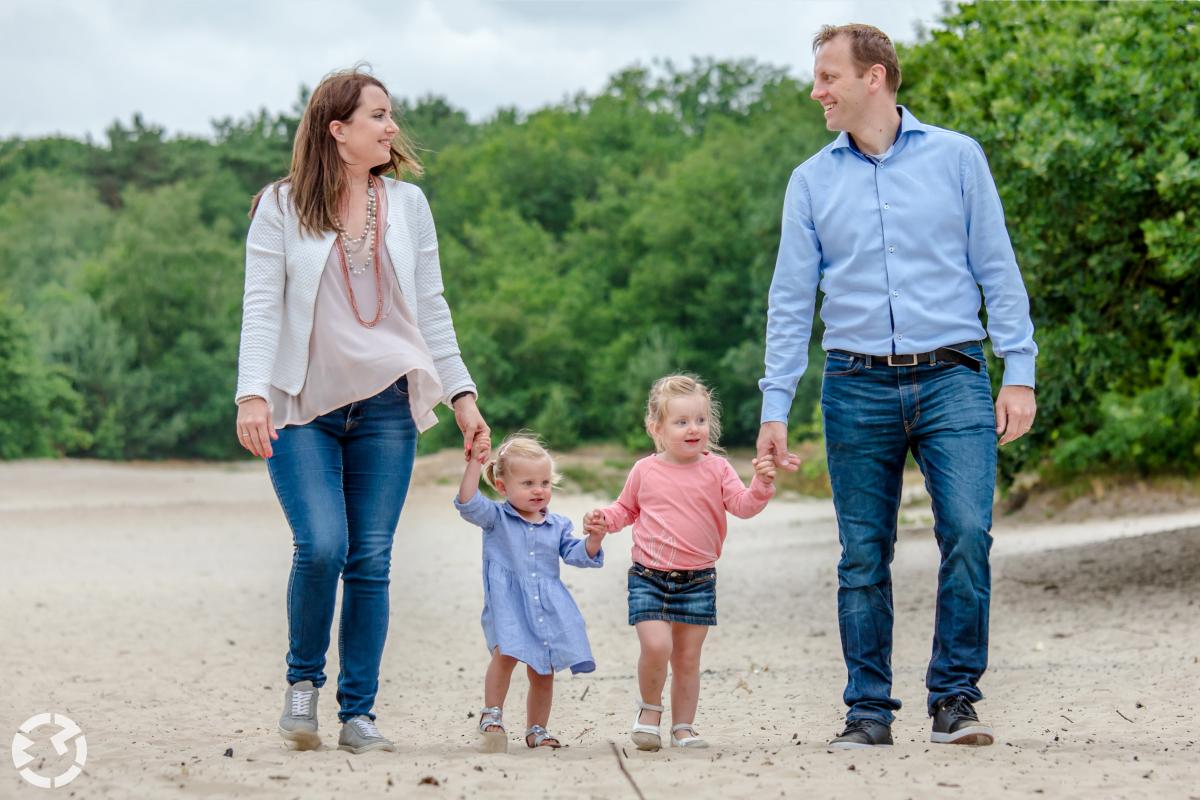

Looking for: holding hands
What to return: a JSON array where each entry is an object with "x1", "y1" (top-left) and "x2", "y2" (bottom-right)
[
  {"x1": 453, "y1": 393, "x2": 491, "y2": 463},
  {"x1": 751, "y1": 453, "x2": 777, "y2": 485},
  {"x1": 583, "y1": 509, "x2": 607, "y2": 539},
  {"x1": 755, "y1": 421, "x2": 802, "y2": 473}
]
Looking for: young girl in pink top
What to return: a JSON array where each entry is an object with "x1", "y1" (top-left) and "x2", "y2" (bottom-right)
[{"x1": 583, "y1": 374, "x2": 776, "y2": 750}]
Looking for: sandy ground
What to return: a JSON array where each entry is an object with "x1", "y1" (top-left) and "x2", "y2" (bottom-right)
[{"x1": 2, "y1": 458, "x2": 1199, "y2": 800}]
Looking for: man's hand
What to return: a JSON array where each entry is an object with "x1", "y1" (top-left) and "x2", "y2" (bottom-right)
[
  {"x1": 995, "y1": 385, "x2": 1036, "y2": 446},
  {"x1": 756, "y1": 421, "x2": 801, "y2": 471}
]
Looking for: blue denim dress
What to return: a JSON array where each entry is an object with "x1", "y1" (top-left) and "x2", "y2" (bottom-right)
[{"x1": 453, "y1": 491, "x2": 604, "y2": 675}]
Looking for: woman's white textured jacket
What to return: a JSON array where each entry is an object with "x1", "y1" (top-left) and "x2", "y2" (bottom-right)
[{"x1": 235, "y1": 177, "x2": 476, "y2": 405}]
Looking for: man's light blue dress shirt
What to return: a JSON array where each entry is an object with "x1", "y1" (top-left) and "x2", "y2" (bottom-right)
[{"x1": 760, "y1": 107, "x2": 1037, "y2": 424}]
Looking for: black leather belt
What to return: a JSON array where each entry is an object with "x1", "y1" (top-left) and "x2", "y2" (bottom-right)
[
  {"x1": 830, "y1": 342, "x2": 982, "y2": 372},
  {"x1": 631, "y1": 562, "x2": 715, "y2": 582}
]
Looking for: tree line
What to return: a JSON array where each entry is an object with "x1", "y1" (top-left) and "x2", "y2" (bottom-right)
[{"x1": 0, "y1": 1, "x2": 1195, "y2": 485}]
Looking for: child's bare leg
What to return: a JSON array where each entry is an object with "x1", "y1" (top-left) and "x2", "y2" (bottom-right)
[
  {"x1": 525, "y1": 666, "x2": 560, "y2": 746},
  {"x1": 483, "y1": 647, "x2": 518, "y2": 731},
  {"x1": 669, "y1": 623, "x2": 709, "y2": 738},
  {"x1": 635, "y1": 620, "x2": 673, "y2": 726}
]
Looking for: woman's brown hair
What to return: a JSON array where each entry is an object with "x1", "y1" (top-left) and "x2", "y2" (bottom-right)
[{"x1": 250, "y1": 66, "x2": 423, "y2": 235}]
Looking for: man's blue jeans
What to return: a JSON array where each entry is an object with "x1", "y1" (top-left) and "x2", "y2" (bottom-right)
[
  {"x1": 266, "y1": 379, "x2": 417, "y2": 721},
  {"x1": 821, "y1": 345, "x2": 996, "y2": 724}
]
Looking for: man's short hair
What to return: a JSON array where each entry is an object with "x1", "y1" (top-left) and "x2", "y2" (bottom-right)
[{"x1": 813, "y1": 24, "x2": 902, "y2": 94}]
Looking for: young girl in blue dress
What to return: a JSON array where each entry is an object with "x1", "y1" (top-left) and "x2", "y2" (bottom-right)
[{"x1": 454, "y1": 432, "x2": 607, "y2": 752}]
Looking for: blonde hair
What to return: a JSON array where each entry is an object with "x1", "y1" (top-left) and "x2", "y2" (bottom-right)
[
  {"x1": 483, "y1": 432, "x2": 561, "y2": 491},
  {"x1": 644, "y1": 374, "x2": 724, "y2": 454}
]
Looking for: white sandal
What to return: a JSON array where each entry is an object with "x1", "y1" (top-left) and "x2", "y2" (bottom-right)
[
  {"x1": 669, "y1": 722, "x2": 709, "y2": 749},
  {"x1": 478, "y1": 706, "x2": 507, "y2": 753},
  {"x1": 631, "y1": 699, "x2": 665, "y2": 751}
]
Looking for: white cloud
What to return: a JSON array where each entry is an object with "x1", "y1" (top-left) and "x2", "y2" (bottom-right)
[{"x1": 0, "y1": 0, "x2": 947, "y2": 140}]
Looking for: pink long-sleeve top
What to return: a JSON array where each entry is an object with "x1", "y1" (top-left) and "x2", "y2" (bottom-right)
[{"x1": 597, "y1": 453, "x2": 775, "y2": 571}]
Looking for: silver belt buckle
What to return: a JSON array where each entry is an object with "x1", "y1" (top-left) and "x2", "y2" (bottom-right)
[{"x1": 886, "y1": 353, "x2": 918, "y2": 367}]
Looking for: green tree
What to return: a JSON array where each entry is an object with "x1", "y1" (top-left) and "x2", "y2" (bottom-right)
[
  {"x1": 0, "y1": 296, "x2": 87, "y2": 458},
  {"x1": 901, "y1": 0, "x2": 1200, "y2": 479}
]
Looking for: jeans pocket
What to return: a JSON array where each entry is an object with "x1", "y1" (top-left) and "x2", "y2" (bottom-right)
[
  {"x1": 389, "y1": 377, "x2": 410, "y2": 398},
  {"x1": 824, "y1": 353, "x2": 862, "y2": 377}
]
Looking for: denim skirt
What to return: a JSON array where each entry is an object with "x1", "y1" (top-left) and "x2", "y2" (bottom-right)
[{"x1": 627, "y1": 562, "x2": 717, "y2": 626}]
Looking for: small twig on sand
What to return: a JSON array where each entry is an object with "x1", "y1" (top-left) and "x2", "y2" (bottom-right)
[
  {"x1": 608, "y1": 740, "x2": 646, "y2": 800},
  {"x1": 576, "y1": 727, "x2": 594, "y2": 742},
  {"x1": 1115, "y1": 709, "x2": 1134, "y2": 723},
  {"x1": 1060, "y1": 715, "x2": 1074, "y2": 724},
  {"x1": 579, "y1": 685, "x2": 590, "y2": 702},
  {"x1": 345, "y1": 758, "x2": 355, "y2": 772}
]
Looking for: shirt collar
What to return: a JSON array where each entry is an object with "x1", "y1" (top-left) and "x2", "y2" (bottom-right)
[
  {"x1": 501, "y1": 500, "x2": 549, "y2": 524},
  {"x1": 831, "y1": 105, "x2": 928, "y2": 153}
]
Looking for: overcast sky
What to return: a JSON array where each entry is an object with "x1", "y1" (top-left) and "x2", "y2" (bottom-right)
[{"x1": 2, "y1": 0, "x2": 949, "y2": 141}]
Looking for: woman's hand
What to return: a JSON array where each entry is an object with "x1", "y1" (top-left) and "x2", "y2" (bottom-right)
[
  {"x1": 236, "y1": 397, "x2": 278, "y2": 459},
  {"x1": 452, "y1": 393, "x2": 490, "y2": 463}
]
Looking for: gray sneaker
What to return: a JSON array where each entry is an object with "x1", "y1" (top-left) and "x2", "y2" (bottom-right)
[
  {"x1": 278, "y1": 680, "x2": 320, "y2": 750},
  {"x1": 338, "y1": 715, "x2": 396, "y2": 754}
]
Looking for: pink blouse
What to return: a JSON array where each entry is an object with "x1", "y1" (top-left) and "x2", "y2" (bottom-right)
[{"x1": 269, "y1": 190, "x2": 444, "y2": 431}]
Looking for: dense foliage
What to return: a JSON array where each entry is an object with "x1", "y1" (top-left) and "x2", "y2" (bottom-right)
[
  {"x1": 0, "y1": 1, "x2": 1195, "y2": 482},
  {"x1": 899, "y1": 0, "x2": 1200, "y2": 479}
]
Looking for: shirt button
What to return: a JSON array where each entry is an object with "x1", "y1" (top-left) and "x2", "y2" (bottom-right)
[
  {"x1": 538, "y1": 617, "x2": 544, "y2": 623},
  {"x1": 529, "y1": 551, "x2": 534, "y2": 556},
  {"x1": 888, "y1": 245, "x2": 896, "y2": 253},
  {"x1": 892, "y1": 291, "x2": 899, "y2": 297},
  {"x1": 543, "y1": 641, "x2": 548, "y2": 646},
  {"x1": 531, "y1": 572, "x2": 537, "y2": 577},
  {"x1": 533, "y1": 595, "x2": 539, "y2": 601},
  {"x1": 897, "y1": 334, "x2": 904, "y2": 340},
  {"x1": 884, "y1": 203, "x2": 890, "y2": 209}
]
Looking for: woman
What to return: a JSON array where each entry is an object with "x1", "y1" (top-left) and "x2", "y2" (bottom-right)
[{"x1": 235, "y1": 68, "x2": 489, "y2": 754}]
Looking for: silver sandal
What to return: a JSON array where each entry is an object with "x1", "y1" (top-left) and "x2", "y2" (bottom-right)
[
  {"x1": 524, "y1": 724, "x2": 562, "y2": 749},
  {"x1": 478, "y1": 706, "x2": 507, "y2": 753}
]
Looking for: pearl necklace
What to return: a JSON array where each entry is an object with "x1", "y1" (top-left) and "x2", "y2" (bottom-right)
[
  {"x1": 334, "y1": 177, "x2": 387, "y2": 328},
  {"x1": 335, "y1": 182, "x2": 378, "y2": 277}
]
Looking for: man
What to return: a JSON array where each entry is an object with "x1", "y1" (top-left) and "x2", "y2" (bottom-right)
[{"x1": 757, "y1": 24, "x2": 1037, "y2": 749}]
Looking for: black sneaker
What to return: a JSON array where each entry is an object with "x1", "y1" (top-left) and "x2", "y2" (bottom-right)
[
  {"x1": 931, "y1": 696, "x2": 994, "y2": 745},
  {"x1": 828, "y1": 718, "x2": 893, "y2": 749}
]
